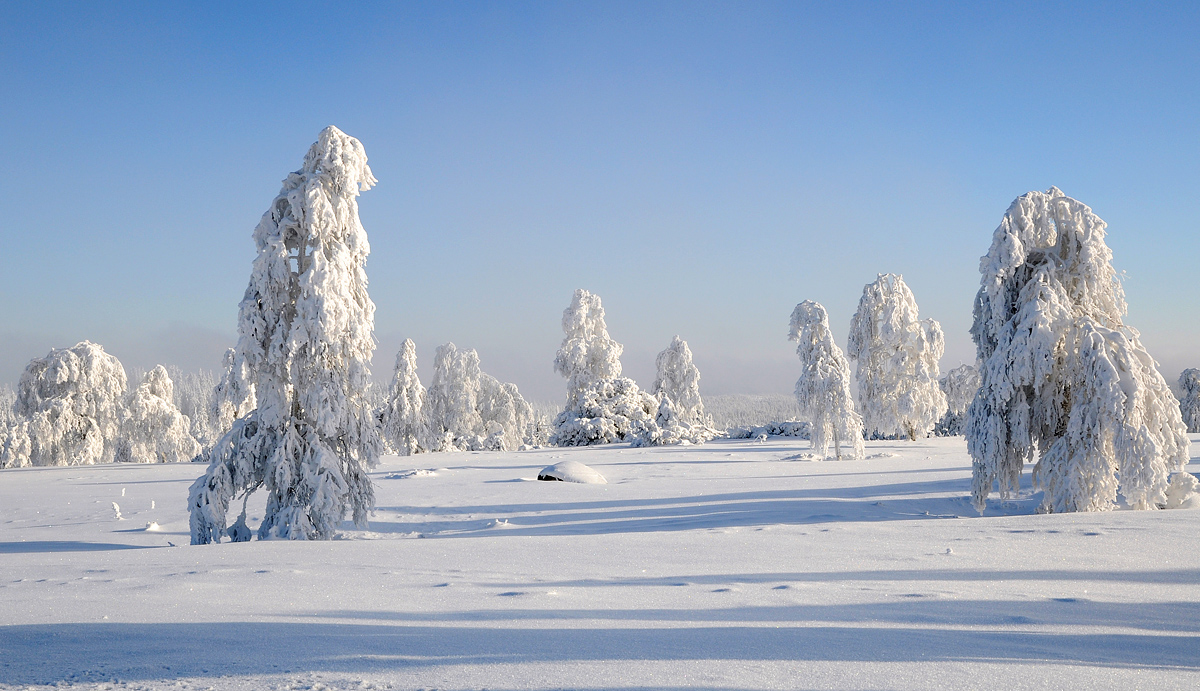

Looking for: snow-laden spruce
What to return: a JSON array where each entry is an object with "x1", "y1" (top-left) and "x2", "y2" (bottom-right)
[
  {"x1": 935, "y1": 364, "x2": 980, "y2": 436},
  {"x1": 967, "y1": 187, "x2": 1191, "y2": 513},
  {"x1": 636, "y1": 336, "x2": 718, "y2": 445},
  {"x1": 847, "y1": 274, "x2": 946, "y2": 440},
  {"x1": 381, "y1": 339, "x2": 431, "y2": 455},
  {"x1": 425, "y1": 342, "x2": 535, "y2": 452},
  {"x1": 789, "y1": 300, "x2": 864, "y2": 460},
  {"x1": 1179, "y1": 369, "x2": 1200, "y2": 433},
  {"x1": 4, "y1": 341, "x2": 127, "y2": 467},
  {"x1": 550, "y1": 289, "x2": 656, "y2": 446},
  {"x1": 189, "y1": 126, "x2": 382, "y2": 543},
  {"x1": 116, "y1": 366, "x2": 201, "y2": 463}
]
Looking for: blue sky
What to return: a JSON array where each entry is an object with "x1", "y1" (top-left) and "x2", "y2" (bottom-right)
[{"x1": 1, "y1": 2, "x2": 1197, "y2": 401}]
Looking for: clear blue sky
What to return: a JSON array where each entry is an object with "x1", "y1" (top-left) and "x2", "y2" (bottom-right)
[{"x1": 1, "y1": 1, "x2": 1197, "y2": 401}]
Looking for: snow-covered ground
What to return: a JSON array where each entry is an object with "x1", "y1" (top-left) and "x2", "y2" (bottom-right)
[{"x1": 2, "y1": 436, "x2": 1199, "y2": 690}]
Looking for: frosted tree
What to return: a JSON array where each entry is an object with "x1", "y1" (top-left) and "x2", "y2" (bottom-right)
[
  {"x1": 116, "y1": 365, "x2": 201, "y2": 463},
  {"x1": 211, "y1": 348, "x2": 256, "y2": 435},
  {"x1": 639, "y1": 336, "x2": 717, "y2": 445},
  {"x1": 967, "y1": 187, "x2": 1191, "y2": 513},
  {"x1": 935, "y1": 364, "x2": 980, "y2": 436},
  {"x1": 1179, "y1": 369, "x2": 1200, "y2": 433},
  {"x1": 424, "y1": 342, "x2": 533, "y2": 452},
  {"x1": 382, "y1": 339, "x2": 431, "y2": 455},
  {"x1": 847, "y1": 274, "x2": 946, "y2": 440},
  {"x1": 789, "y1": 300, "x2": 864, "y2": 460},
  {"x1": 14, "y1": 341, "x2": 127, "y2": 466},
  {"x1": 478, "y1": 373, "x2": 534, "y2": 451},
  {"x1": 189, "y1": 126, "x2": 382, "y2": 543},
  {"x1": 551, "y1": 289, "x2": 656, "y2": 446}
]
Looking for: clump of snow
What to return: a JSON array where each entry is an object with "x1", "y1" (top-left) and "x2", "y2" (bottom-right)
[
  {"x1": 115, "y1": 365, "x2": 201, "y2": 463},
  {"x1": 847, "y1": 274, "x2": 946, "y2": 440},
  {"x1": 935, "y1": 364, "x2": 980, "y2": 436},
  {"x1": 967, "y1": 187, "x2": 1190, "y2": 513},
  {"x1": 550, "y1": 290, "x2": 657, "y2": 446},
  {"x1": 536, "y1": 460, "x2": 607, "y2": 484},
  {"x1": 1163, "y1": 472, "x2": 1199, "y2": 509},
  {"x1": 6, "y1": 341, "x2": 127, "y2": 467},
  {"x1": 1178, "y1": 369, "x2": 1200, "y2": 433},
  {"x1": 189, "y1": 126, "x2": 382, "y2": 543},
  {"x1": 789, "y1": 300, "x2": 864, "y2": 459}
]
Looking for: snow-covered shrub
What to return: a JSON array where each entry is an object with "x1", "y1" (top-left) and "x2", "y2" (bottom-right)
[
  {"x1": 637, "y1": 336, "x2": 718, "y2": 446},
  {"x1": 116, "y1": 365, "x2": 201, "y2": 463},
  {"x1": 381, "y1": 339, "x2": 430, "y2": 455},
  {"x1": 550, "y1": 289, "x2": 656, "y2": 446},
  {"x1": 1179, "y1": 369, "x2": 1200, "y2": 433},
  {"x1": 847, "y1": 274, "x2": 946, "y2": 440},
  {"x1": 935, "y1": 364, "x2": 980, "y2": 436},
  {"x1": 210, "y1": 348, "x2": 256, "y2": 437},
  {"x1": 12, "y1": 341, "x2": 127, "y2": 466},
  {"x1": 789, "y1": 300, "x2": 864, "y2": 460},
  {"x1": 190, "y1": 126, "x2": 382, "y2": 543},
  {"x1": 967, "y1": 187, "x2": 1191, "y2": 513}
]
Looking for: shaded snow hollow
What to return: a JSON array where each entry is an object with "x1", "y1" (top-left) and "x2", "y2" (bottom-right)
[{"x1": 1, "y1": 436, "x2": 1199, "y2": 690}]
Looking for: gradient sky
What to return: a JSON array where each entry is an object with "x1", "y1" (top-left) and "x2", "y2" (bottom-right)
[{"x1": 1, "y1": 1, "x2": 1198, "y2": 402}]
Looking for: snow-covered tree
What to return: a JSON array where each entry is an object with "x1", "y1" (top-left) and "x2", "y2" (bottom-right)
[
  {"x1": 967, "y1": 187, "x2": 1191, "y2": 513},
  {"x1": 211, "y1": 348, "x2": 256, "y2": 436},
  {"x1": 12, "y1": 341, "x2": 127, "y2": 466},
  {"x1": 789, "y1": 300, "x2": 864, "y2": 460},
  {"x1": 638, "y1": 336, "x2": 717, "y2": 445},
  {"x1": 1179, "y1": 369, "x2": 1200, "y2": 433},
  {"x1": 847, "y1": 274, "x2": 946, "y2": 440},
  {"x1": 478, "y1": 373, "x2": 535, "y2": 451},
  {"x1": 424, "y1": 342, "x2": 534, "y2": 452},
  {"x1": 116, "y1": 366, "x2": 201, "y2": 463},
  {"x1": 189, "y1": 126, "x2": 382, "y2": 543},
  {"x1": 381, "y1": 339, "x2": 430, "y2": 455},
  {"x1": 935, "y1": 364, "x2": 980, "y2": 436},
  {"x1": 550, "y1": 289, "x2": 656, "y2": 446}
]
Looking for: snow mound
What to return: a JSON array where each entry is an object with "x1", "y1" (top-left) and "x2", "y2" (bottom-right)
[
  {"x1": 385, "y1": 469, "x2": 438, "y2": 479},
  {"x1": 537, "y1": 460, "x2": 607, "y2": 484}
]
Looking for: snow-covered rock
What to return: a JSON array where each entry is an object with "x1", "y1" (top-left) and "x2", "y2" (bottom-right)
[{"x1": 537, "y1": 459, "x2": 607, "y2": 484}]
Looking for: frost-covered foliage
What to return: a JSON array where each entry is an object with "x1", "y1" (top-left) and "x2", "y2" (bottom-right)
[
  {"x1": 190, "y1": 126, "x2": 382, "y2": 543},
  {"x1": 789, "y1": 301, "x2": 864, "y2": 459},
  {"x1": 7, "y1": 341, "x2": 127, "y2": 467},
  {"x1": 1178, "y1": 369, "x2": 1200, "y2": 433},
  {"x1": 381, "y1": 339, "x2": 430, "y2": 455},
  {"x1": 638, "y1": 336, "x2": 717, "y2": 446},
  {"x1": 935, "y1": 364, "x2": 980, "y2": 436},
  {"x1": 726, "y1": 421, "x2": 811, "y2": 439},
  {"x1": 847, "y1": 274, "x2": 946, "y2": 440},
  {"x1": 211, "y1": 348, "x2": 256, "y2": 437},
  {"x1": 704, "y1": 394, "x2": 801, "y2": 430},
  {"x1": 967, "y1": 187, "x2": 1191, "y2": 514},
  {"x1": 164, "y1": 366, "x2": 221, "y2": 448},
  {"x1": 0, "y1": 384, "x2": 31, "y2": 469},
  {"x1": 425, "y1": 342, "x2": 534, "y2": 452},
  {"x1": 550, "y1": 289, "x2": 656, "y2": 446},
  {"x1": 116, "y1": 366, "x2": 201, "y2": 463}
]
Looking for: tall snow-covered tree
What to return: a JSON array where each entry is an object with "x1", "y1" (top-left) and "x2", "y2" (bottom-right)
[
  {"x1": 789, "y1": 300, "x2": 864, "y2": 460},
  {"x1": 847, "y1": 273, "x2": 946, "y2": 440},
  {"x1": 382, "y1": 339, "x2": 430, "y2": 455},
  {"x1": 935, "y1": 364, "x2": 980, "y2": 436},
  {"x1": 189, "y1": 126, "x2": 382, "y2": 543},
  {"x1": 13, "y1": 341, "x2": 127, "y2": 467},
  {"x1": 424, "y1": 342, "x2": 534, "y2": 452},
  {"x1": 967, "y1": 187, "x2": 1191, "y2": 513},
  {"x1": 1179, "y1": 369, "x2": 1200, "y2": 433},
  {"x1": 477, "y1": 373, "x2": 535, "y2": 451},
  {"x1": 116, "y1": 366, "x2": 201, "y2": 463},
  {"x1": 639, "y1": 336, "x2": 717, "y2": 445},
  {"x1": 551, "y1": 289, "x2": 656, "y2": 446}
]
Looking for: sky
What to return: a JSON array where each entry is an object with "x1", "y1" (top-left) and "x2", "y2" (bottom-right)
[{"x1": 1, "y1": 1, "x2": 1198, "y2": 402}]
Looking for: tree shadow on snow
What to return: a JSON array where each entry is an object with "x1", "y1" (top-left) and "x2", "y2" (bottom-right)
[{"x1": 0, "y1": 540, "x2": 159, "y2": 553}]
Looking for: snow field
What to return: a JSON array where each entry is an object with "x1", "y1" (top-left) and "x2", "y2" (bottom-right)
[{"x1": 2, "y1": 436, "x2": 1199, "y2": 690}]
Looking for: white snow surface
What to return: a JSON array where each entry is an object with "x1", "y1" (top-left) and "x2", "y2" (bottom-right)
[{"x1": 2, "y1": 436, "x2": 1200, "y2": 690}]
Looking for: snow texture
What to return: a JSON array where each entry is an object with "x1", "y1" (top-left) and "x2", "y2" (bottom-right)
[
  {"x1": 4, "y1": 341, "x2": 127, "y2": 468},
  {"x1": 638, "y1": 336, "x2": 718, "y2": 446},
  {"x1": 789, "y1": 301, "x2": 865, "y2": 460},
  {"x1": 115, "y1": 366, "x2": 201, "y2": 464},
  {"x1": 847, "y1": 274, "x2": 946, "y2": 441},
  {"x1": 381, "y1": 338, "x2": 431, "y2": 455},
  {"x1": 551, "y1": 289, "x2": 657, "y2": 446},
  {"x1": 1179, "y1": 368, "x2": 1200, "y2": 433},
  {"x1": 189, "y1": 125, "x2": 382, "y2": 543},
  {"x1": 967, "y1": 187, "x2": 1192, "y2": 514},
  {"x1": 935, "y1": 364, "x2": 980, "y2": 436},
  {"x1": 536, "y1": 459, "x2": 607, "y2": 483}
]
